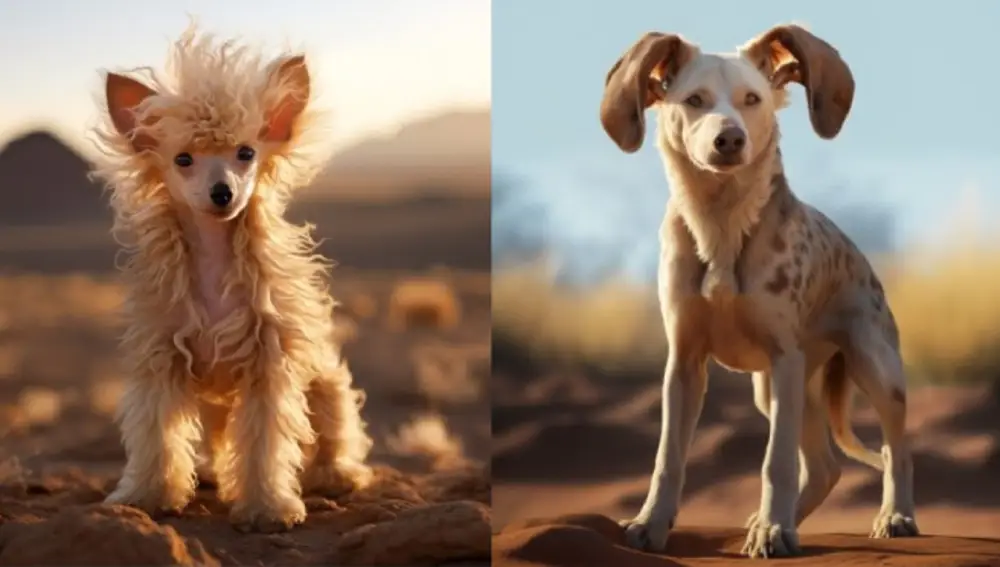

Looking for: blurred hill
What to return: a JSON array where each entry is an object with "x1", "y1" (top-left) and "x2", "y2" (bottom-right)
[
  {"x1": 310, "y1": 109, "x2": 490, "y2": 199},
  {"x1": 0, "y1": 132, "x2": 109, "y2": 227},
  {"x1": 0, "y1": 108, "x2": 490, "y2": 274}
]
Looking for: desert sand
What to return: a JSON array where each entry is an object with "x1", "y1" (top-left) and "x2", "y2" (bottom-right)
[
  {"x1": 0, "y1": 129, "x2": 492, "y2": 566},
  {"x1": 492, "y1": 337, "x2": 1000, "y2": 567}
]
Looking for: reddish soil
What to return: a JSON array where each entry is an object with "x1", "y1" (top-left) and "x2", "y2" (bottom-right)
[
  {"x1": 491, "y1": 343, "x2": 1000, "y2": 567},
  {"x1": 493, "y1": 514, "x2": 1000, "y2": 567}
]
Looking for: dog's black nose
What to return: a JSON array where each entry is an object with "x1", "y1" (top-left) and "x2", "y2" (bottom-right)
[
  {"x1": 209, "y1": 182, "x2": 233, "y2": 207},
  {"x1": 713, "y1": 127, "x2": 746, "y2": 156}
]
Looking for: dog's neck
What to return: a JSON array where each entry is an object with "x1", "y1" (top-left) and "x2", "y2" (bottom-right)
[
  {"x1": 177, "y1": 208, "x2": 239, "y2": 324},
  {"x1": 659, "y1": 131, "x2": 782, "y2": 265}
]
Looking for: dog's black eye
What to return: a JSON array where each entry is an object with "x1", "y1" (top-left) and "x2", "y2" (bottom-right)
[
  {"x1": 236, "y1": 146, "x2": 256, "y2": 161},
  {"x1": 745, "y1": 92, "x2": 762, "y2": 106},
  {"x1": 174, "y1": 153, "x2": 193, "y2": 168},
  {"x1": 684, "y1": 94, "x2": 704, "y2": 108}
]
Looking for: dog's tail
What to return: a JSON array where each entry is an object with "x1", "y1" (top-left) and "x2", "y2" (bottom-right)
[{"x1": 824, "y1": 352, "x2": 885, "y2": 472}]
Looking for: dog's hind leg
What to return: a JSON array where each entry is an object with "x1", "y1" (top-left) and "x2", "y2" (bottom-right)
[
  {"x1": 195, "y1": 401, "x2": 229, "y2": 488},
  {"x1": 105, "y1": 362, "x2": 201, "y2": 515},
  {"x1": 745, "y1": 371, "x2": 840, "y2": 529},
  {"x1": 842, "y1": 327, "x2": 918, "y2": 538},
  {"x1": 300, "y1": 360, "x2": 373, "y2": 496},
  {"x1": 794, "y1": 385, "x2": 841, "y2": 525}
]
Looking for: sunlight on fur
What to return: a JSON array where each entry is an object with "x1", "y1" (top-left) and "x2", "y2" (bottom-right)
[{"x1": 85, "y1": 22, "x2": 373, "y2": 532}]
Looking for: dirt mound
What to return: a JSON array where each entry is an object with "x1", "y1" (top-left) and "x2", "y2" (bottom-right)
[
  {"x1": 0, "y1": 464, "x2": 490, "y2": 566},
  {"x1": 492, "y1": 514, "x2": 1000, "y2": 567},
  {"x1": 0, "y1": 504, "x2": 218, "y2": 567}
]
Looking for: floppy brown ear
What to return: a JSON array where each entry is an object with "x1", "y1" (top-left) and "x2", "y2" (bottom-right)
[
  {"x1": 105, "y1": 73, "x2": 159, "y2": 152},
  {"x1": 260, "y1": 55, "x2": 311, "y2": 143},
  {"x1": 740, "y1": 24, "x2": 855, "y2": 139},
  {"x1": 600, "y1": 33, "x2": 695, "y2": 153}
]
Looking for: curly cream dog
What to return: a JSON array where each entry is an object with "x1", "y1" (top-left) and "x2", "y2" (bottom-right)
[
  {"x1": 600, "y1": 24, "x2": 918, "y2": 558},
  {"x1": 91, "y1": 26, "x2": 373, "y2": 533}
]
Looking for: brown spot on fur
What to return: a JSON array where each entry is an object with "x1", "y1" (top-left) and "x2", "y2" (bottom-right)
[
  {"x1": 869, "y1": 273, "x2": 885, "y2": 294},
  {"x1": 792, "y1": 273, "x2": 802, "y2": 290},
  {"x1": 772, "y1": 233, "x2": 787, "y2": 252},
  {"x1": 766, "y1": 265, "x2": 790, "y2": 294}
]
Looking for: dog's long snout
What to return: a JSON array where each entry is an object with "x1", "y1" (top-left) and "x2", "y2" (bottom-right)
[
  {"x1": 210, "y1": 182, "x2": 233, "y2": 207},
  {"x1": 713, "y1": 126, "x2": 746, "y2": 156}
]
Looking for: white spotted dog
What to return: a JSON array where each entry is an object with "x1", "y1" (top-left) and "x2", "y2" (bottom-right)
[{"x1": 599, "y1": 24, "x2": 918, "y2": 558}]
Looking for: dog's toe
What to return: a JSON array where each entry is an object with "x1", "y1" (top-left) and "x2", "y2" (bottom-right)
[
  {"x1": 620, "y1": 516, "x2": 672, "y2": 553},
  {"x1": 104, "y1": 484, "x2": 191, "y2": 516},
  {"x1": 870, "y1": 512, "x2": 919, "y2": 539},
  {"x1": 230, "y1": 498, "x2": 307, "y2": 533},
  {"x1": 742, "y1": 520, "x2": 800, "y2": 558}
]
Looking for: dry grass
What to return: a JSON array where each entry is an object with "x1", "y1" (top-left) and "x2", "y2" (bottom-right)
[
  {"x1": 492, "y1": 261, "x2": 664, "y2": 373},
  {"x1": 387, "y1": 277, "x2": 462, "y2": 331},
  {"x1": 411, "y1": 341, "x2": 490, "y2": 405},
  {"x1": 386, "y1": 413, "x2": 466, "y2": 470},
  {"x1": 880, "y1": 244, "x2": 1000, "y2": 383},
  {"x1": 493, "y1": 241, "x2": 1000, "y2": 384}
]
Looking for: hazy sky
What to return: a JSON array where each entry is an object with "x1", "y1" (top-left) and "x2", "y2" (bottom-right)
[
  {"x1": 0, "y1": 0, "x2": 490, "y2": 156},
  {"x1": 492, "y1": 0, "x2": 1000, "y2": 283}
]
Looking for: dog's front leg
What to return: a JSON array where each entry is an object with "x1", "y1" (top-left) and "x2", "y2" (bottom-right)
[
  {"x1": 105, "y1": 353, "x2": 200, "y2": 515},
  {"x1": 621, "y1": 348, "x2": 707, "y2": 553},
  {"x1": 742, "y1": 349, "x2": 805, "y2": 558},
  {"x1": 224, "y1": 327, "x2": 315, "y2": 533}
]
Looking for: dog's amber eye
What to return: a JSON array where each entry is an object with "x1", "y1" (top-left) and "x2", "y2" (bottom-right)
[
  {"x1": 684, "y1": 94, "x2": 704, "y2": 108},
  {"x1": 745, "y1": 92, "x2": 761, "y2": 106},
  {"x1": 174, "y1": 153, "x2": 193, "y2": 168},
  {"x1": 236, "y1": 146, "x2": 256, "y2": 162}
]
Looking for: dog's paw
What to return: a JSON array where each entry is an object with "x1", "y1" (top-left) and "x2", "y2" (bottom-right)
[
  {"x1": 870, "y1": 511, "x2": 919, "y2": 539},
  {"x1": 229, "y1": 497, "x2": 307, "y2": 533},
  {"x1": 104, "y1": 482, "x2": 191, "y2": 517},
  {"x1": 741, "y1": 518, "x2": 800, "y2": 558},
  {"x1": 302, "y1": 461, "x2": 374, "y2": 498},
  {"x1": 619, "y1": 515, "x2": 673, "y2": 553}
]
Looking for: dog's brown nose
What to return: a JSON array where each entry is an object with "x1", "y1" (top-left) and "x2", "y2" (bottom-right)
[{"x1": 713, "y1": 127, "x2": 746, "y2": 156}]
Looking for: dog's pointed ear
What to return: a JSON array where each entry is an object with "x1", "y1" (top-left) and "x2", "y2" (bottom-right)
[
  {"x1": 105, "y1": 73, "x2": 159, "y2": 152},
  {"x1": 260, "y1": 54, "x2": 311, "y2": 143},
  {"x1": 601, "y1": 32, "x2": 696, "y2": 153},
  {"x1": 740, "y1": 24, "x2": 854, "y2": 139}
]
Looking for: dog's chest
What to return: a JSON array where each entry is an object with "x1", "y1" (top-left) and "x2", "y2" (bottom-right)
[
  {"x1": 195, "y1": 256, "x2": 242, "y2": 323},
  {"x1": 189, "y1": 257, "x2": 251, "y2": 388},
  {"x1": 700, "y1": 294, "x2": 774, "y2": 373}
]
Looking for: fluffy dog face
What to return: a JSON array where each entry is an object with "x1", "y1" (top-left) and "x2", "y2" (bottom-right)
[
  {"x1": 600, "y1": 25, "x2": 856, "y2": 171},
  {"x1": 103, "y1": 35, "x2": 312, "y2": 223}
]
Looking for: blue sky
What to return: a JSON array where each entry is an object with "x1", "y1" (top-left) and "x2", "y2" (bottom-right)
[
  {"x1": 0, "y1": 0, "x2": 490, "y2": 157},
  {"x1": 492, "y1": 0, "x2": 1000, "y2": 284}
]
